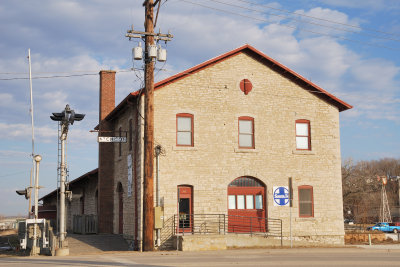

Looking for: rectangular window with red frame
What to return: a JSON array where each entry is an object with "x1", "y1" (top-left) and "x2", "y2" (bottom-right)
[
  {"x1": 176, "y1": 113, "x2": 194, "y2": 146},
  {"x1": 298, "y1": 185, "x2": 313, "y2": 217},
  {"x1": 238, "y1": 116, "x2": 254, "y2": 149},
  {"x1": 295, "y1": 119, "x2": 311, "y2": 150}
]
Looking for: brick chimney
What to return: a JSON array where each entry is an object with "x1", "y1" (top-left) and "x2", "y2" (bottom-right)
[
  {"x1": 99, "y1": 70, "x2": 116, "y2": 122},
  {"x1": 98, "y1": 70, "x2": 116, "y2": 234}
]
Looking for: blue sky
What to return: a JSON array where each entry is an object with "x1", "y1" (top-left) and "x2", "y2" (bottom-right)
[{"x1": 0, "y1": 0, "x2": 399, "y2": 216}]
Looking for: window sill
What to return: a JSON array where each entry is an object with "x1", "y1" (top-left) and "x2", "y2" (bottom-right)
[
  {"x1": 173, "y1": 146, "x2": 197, "y2": 151},
  {"x1": 295, "y1": 217, "x2": 315, "y2": 222},
  {"x1": 292, "y1": 150, "x2": 315, "y2": 155},
  {"x1": 234, "y1": 148, "x2": 258, "y2": 153}
]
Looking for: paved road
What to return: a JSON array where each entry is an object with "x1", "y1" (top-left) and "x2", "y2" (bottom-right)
[{"x1": 1, "y1": 247, "x2": 400, "y2": 266}]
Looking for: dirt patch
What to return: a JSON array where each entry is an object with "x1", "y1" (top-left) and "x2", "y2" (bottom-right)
[
  {"x1": 345, "y1": 232, "x2": 398, "y2": 245},
  {"x1": 0, "y1": 233, "x2": 28, "y2": 257}
]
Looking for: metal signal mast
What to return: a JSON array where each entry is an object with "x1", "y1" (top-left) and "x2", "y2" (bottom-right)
[{"x1": 51, "y1": 104, "x2": 85, "y2": 256}]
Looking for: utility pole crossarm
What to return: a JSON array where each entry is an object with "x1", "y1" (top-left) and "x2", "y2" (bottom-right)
[{"x1": 125, "y1": 30, "x2": 173, "y2": 41}]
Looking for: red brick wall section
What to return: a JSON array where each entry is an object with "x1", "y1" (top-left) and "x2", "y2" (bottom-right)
[{"x1": 98, "y1": 70, "x2": 116, "y2": 233}]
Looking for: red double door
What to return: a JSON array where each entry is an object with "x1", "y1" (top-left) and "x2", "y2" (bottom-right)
[{"x1": 227, "y1": 186, "x2": 266, "y2": 233}]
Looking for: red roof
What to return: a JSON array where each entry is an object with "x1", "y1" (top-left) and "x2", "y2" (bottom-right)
[{"x1": 101, "y1": 44, "x2": 352, "y2": 122}]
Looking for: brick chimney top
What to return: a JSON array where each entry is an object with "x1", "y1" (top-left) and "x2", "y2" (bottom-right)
[{"x1": 99, "y1": 70, "x2": 116, "y2": 122}]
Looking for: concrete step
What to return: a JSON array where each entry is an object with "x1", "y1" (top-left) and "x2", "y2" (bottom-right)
[{"x1": 66, "y1": 234, "x2": 129, "y2": 255}]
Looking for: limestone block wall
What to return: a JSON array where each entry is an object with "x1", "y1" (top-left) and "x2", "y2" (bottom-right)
[
  {"x1": 111, "y1": 105, "x2": 139, "y2": 240},
  {"x1": 108, "y1": 51, "x2": 347, "y2": 246},
  {"x1": 151, "y1": 52, "x2": 345, "y2": 244},
  {"x1": 66, "y1": 177, "x2": 98, "y2": 231}
]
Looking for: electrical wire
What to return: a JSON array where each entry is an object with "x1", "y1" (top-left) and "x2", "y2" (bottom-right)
[
  {"x1": 180, "y1": 0, "x2": 400, "y2": 51},
  {"x1": 208, "y1": 0, "x2": 400, "y2": 42},
  {"x1": 234, "y1": 0, "x2": 400, "y2": 38},
  {"x1": 0, "y1": 68, "x2": 139, "y2": 81},
  {"x1": 0, "y1": 170, "x2": 28, "y2": 178}
]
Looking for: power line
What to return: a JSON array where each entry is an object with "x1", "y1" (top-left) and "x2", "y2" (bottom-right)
[
  {"x1": 234, "y1": 0, "x2": 400, "y2": 38},
  {"x1": 0, "y1": 170, "x2": 28, "y2": 178},
  {"x1": 180, "y1": 0, "x2": 400, "y2": 51},
  {"x1": 0, "y1": 73, "x2": 98, "y2": 81},
  {"x1": 0, "y1": 68, "x2": 154, "y2": 81},
  {"x1": 209, "y1": 0, "x2": 400, "y2": 43},
  {"x1": 0, "y1": 68, "x2": 136, "y2": 76}
]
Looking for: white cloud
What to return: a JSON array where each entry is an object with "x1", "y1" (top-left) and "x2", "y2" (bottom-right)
[
  {"x1": 350, "y1": 58, "x2": 399, "y2": 91},
  {"x1": 0, "y1": 123, "x2": 56, "y2": 140},
  {"x1": 294, "y1": 7, "x2": 361, "y2": 37},
  {"x1": 316, "y1": 0, "x2": 394, "y2": 9}
]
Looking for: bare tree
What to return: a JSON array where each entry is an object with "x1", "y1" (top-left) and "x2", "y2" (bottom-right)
[{"x1": 342, "y1": 158, "x2": 400, "y2": 223}]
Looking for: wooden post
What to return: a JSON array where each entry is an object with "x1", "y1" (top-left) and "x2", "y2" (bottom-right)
[{"x1": 143, "y1": 0, "x2": 155, "y2": 251}]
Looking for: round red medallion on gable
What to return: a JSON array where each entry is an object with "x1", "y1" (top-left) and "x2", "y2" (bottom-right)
[{"x1": 239, "y1": 79, "x2": 252, "y2": 95}]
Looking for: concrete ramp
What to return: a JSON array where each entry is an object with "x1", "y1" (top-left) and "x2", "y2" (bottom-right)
[{"x1": 67, "y1": 234, "x2": 129, "y2": 255}]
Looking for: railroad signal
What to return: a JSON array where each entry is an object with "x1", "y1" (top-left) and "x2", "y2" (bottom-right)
[
  {"x1": 16, "y1": 188, "x2": 31, "y2": 200},
  {"x1": 50, "y1": 104, "x2": 85, "y2": 125}
]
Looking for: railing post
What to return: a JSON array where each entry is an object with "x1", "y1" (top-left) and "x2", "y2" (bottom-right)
[
  {"x1": 173, "y1": 215, "x2": 176, "y2": 235},
  {"x1": 224, "y1": 215, "x2": 226, "y2": 235}
]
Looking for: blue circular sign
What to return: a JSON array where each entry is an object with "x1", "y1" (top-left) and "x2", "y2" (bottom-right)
[{"x1": 273, "y1": 187, "x2": 289, "y2": 206}]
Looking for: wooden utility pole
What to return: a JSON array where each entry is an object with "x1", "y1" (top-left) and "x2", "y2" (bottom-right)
[
  {"x1": 125, "y1": 0, "x2": 172, "y2": 252},
  {"x1": 143, "y1": 0, "x2": 155, "y2": 251}
]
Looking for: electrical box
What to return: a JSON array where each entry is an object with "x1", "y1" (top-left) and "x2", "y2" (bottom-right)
[
  {"x1": 133, "y1": 44, "x2": 143, "y2": 60},
  {"x1": 154, "y1": 206, "x2": 164, "y2": 229},
  {"x1": 148, "y1": 44, "x2": 157, "y2": 59},
  {"x1": 157, "y1": 47, "x2": 167, "y2": 62}
]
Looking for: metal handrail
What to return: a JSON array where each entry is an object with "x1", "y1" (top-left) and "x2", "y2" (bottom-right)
[{"x1": 173, "y1": 214, "x2": 282, "y2": 245}]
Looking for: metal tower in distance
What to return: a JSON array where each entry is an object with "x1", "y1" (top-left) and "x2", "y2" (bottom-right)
[{"x1": 379, "y1": 175, "x2": 392, "y2": 223}]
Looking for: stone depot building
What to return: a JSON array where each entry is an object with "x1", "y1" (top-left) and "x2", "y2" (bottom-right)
[{"x1": 41, "y1": 44, "x2": 352, "y2": 250}]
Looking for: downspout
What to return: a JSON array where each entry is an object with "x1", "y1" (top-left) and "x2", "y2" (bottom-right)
[
  {"x1": 139, "y1": 94, "x2": 145, "y2": 252},
  {"x1": 133, "y1": 104, "x2": 139, "y2": 250},
  {"x1": 155, "y1": 145, "x2": 161, "y2": 247}
]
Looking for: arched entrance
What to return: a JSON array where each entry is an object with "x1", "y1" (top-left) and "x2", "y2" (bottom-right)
[
  {"x1": 227, "y1": 176, "x2": 266, "y2": 232},
  {"x1": 117, "y1": 183, "x2": 123, "y2": 234}
]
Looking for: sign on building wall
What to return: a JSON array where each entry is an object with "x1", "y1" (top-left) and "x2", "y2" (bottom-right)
[
  {"x1": 273, "y1": 186, "x2": 289, "y2": 206},
  {"x1": 98, "y1": 136, "x2": 127, "y2": 143},
  {"x1": 127, "y1": 154, "x2": 132, "y2": 197}
]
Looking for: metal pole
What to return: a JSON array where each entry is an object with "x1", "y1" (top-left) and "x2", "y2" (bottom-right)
[
  {"x1": 28, "y1": 49, "x2": 35, "y2": 156},
  {"x1": 59, "y1": 125, "x2": 66, "y2": 245},
  {"x1": 28, "y1": 49, "x2": 35, "y2": 219},
  {"x1": 29, "y1": 168, "x2": 33, "y2": 218},
  {"x1": 280, "y1": 219, "x2": 283, "y2": 247},
  {"x1": 290, "y1": 206, "x2": 292, "y2": 248},
  {"x1": 289, "y1": 177, "x2": 293, "y2": 248},
  {"x1": 156, "y1": 149, "x2": 161, "y2": 247},
  {"x1": 32, "y1": 155, "x2": 41, "y2": 255}
]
